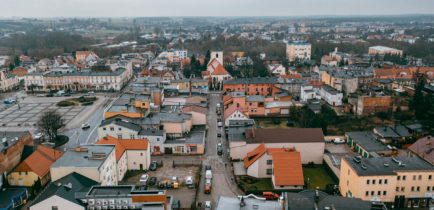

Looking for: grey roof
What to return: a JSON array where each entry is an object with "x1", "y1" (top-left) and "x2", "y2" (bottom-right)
[
  {"x1": 0, "y1": 188, "x2": 27, "y2": 209},
  {"x1": 321, "y1": 84, "x2": 340, "y2": 95},
  {"x1": 31, "y1": 172, "x2": 98, "y2": 207},
  {"x1": 224, "y1": 77, "x2": 278, "y2": 85},
  {"x1": 43, "y1": 67, "x2": 126, "y2": 77},
  {"x1": 343, "y1": 156, "x2": 434, "y2": 176},
  {"x1": 227, "y1": 126, "x2": 254, "y2": 142},
  {"x1": 346, "y1": 131, "x2": 389, "y2": 152},
  {"x1": 285, "y1": 191, "x2": 373, "y2": 210},
  {"x1": 51, "y1": 145, "x2": 115, "y2": 169},
  {"x1": 265, "y1": 101, "x2": 293, "y2": 108},
  {"x1": 0, "y1": 131, "x2": 29, "y2": 153},
  {"x1": 374, "y1": 127, "x2": 401, "y2": 138},
  {"x1": 246, "y1": 95, "x2": 264, "y2": 102},
  {"x1": 155, "y1": 112, "x2": 191, "y2": 123},
  {"x1": 405, "y1": 123, "x2": 425, "y2": 133},
  {"x1": 164, "y1": 131, "x2": 205, "y2": 145},
  {"x1": 228, "y1": 119, "x2": 256, "y2": 127},
  {"x1": 100, "y1": 118, "x2": 142, "y2": 132},
  {"x1": 216, "y1": 195, "x2": 283, "y2": 210},
  {"x1": 393, "y1": 126, "x2": 412, "y2": 137},
  {"x1": 139, "y1": 129, "x2": 165, "y2": 136},
  {"x1": 232, "y1": 92, "x2": 245, "y2": 98}
]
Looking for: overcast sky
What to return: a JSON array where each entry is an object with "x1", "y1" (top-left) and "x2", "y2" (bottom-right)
[{"x1": 2, "y1": 0, "x2": 434, "y2": 17}]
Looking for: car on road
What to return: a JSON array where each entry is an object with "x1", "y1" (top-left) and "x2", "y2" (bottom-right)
[
  {"x1": 205, "y1": 201, "x2": 212, "y2": 209},
  {"x1": 150, "y1": 161, "x2": 158, "y2": 171},
  {"x1": 82, "y1": 94, "x2": 90, "y2": 97},
  {"x1": 217, "y1": 143, "x2": 223, "y2": 155},
  {"x1": 217, "y1": 122, "x2": 223, "y2": 127},
  {"x1": 217, "y1": 132, "x2": 221, "y2": 137},
  {"x1": 46, "y1": 94, "x2": 53, "y2": 97},
  {"x1": 205, "y1": 165, "x2": 211, "y2": 170},
  {"x1": 333, "y1": 138, "x2": 345, "y2": 144},
  {"x1": 139, "y1": 174, "x2": 149, "y2": 183},
  {"x1": 81, "y1": 123, "x2": 90, "y2": 129},
  {"x1": 36, "y1": 94, "x2": 45, "y2": 97},
  {"x1": 263, "y1": 191, "x2": 279, "y2": 200},
  {"x1": 149, "y1": 177, "x2": 157, "y2": 185},
  {"x1": 34, "y1": 133, "x2": 44, "y2": 140},
  {"x1": 63, "y1": 94, "x2": 71, "y2": 97},
  {"x1": 88, "y1": 91, "x2": 95, "y2": 94}
]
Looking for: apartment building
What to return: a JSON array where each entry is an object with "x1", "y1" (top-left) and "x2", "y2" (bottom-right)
[
  {"x1": 356, "y1": 94, "x2": 392, "y2": 116},
  {"x1": 0, "y1": 70, "x2": 19, "y2": 92},
  {"x1": 339, "y1": 156, "x2": 434, "y2": 208},
  {"x1": 286, "y1": 43, "x2": 311, "y2": 61},
  {"x1": 318, "y1": 85, "x2": 343, "y2": 106},
  {"x1": 368, "y1": 46, "x2": 403, "y2": 56},
  {"x1": 50, "y1": 145, "x2": 118, "y2": 186}
]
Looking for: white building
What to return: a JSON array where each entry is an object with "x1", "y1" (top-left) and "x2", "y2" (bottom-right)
[
  {"x1": 318, "y1": 85, "x2": 343, "y2": 106},
  {"x1": 0, "y1": 70, "x2": 19, "y2": 92},
  {"x1": 267, "y1": 64, "x2": 286, "y2": 76},
  {"x1": 174, "y1": 50, "x2": 188, "y2": 60},
  {"x1": 300, "y1": 84, "x2": 317, "y2": 102}
]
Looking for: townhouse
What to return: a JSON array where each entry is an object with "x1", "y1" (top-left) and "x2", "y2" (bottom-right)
[{"x1": 0, "y1": 70, "x2": 19, "y2": 92}]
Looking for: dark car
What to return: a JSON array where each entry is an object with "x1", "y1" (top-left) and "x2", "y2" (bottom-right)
[
  {"x1": 217, "y1": 133, "x2": 221, "y2": 137},
  {"x1": 149, "y1": 177, "x2": 157, "y2": 186},
  {"x1": 158, "y1": 181, "x2": 166, "y2": 189},
  {"x1": 205, "y1": 165, "x2": 211, "y2": 170},
  {"x1": 150, "y1": 161, "x2": 158, "y2": 171},
  {"x1": 217, "y1": 143, "x2": 223, "y2": 155},
  {"x1": 46, "y1": 94, "x2": 53, "y2": 97},
  {"x1": 63, "y1": 94, "x2": 71, "y2": 97}
]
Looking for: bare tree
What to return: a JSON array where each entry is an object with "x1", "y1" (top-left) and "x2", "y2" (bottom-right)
[{"x1": 37, "y1": 110, "x2": 64, "y2": 142}]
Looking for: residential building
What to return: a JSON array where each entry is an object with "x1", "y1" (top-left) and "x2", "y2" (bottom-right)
[
  {"x1": 318, "y1": 85, "x2": 343, "y2": 106},
  {"x1": 356, "y1": 93, "x2": 392, "y2": 116},
  {"x1": 300, "y1": 83, "x2": 317, "y2": 102},
  {"x1": 8, "y1": 145, "x2": 64, "y2": 187},
  {"x1": 104, "y1": 93, "x2": 150, "y2": 119},
  {"x1": 339, "y1": 156, "x2": 434, "y2": 208},
  {"x1": 180, "y1": 104, "x2": 207, "y2": 125},
  {"x1": 30, "y1": 172, "x2": 99, "y2": 210},
  {"x1": 0, "y1": 131, "x2": 34, "y2": 188},
  {"x1": 345, "y1": 131, "x2": 392, "y2": 158},
  {"x1": 164, "y1": 131, "x2": 205, "y2": 155},
  {"x1": 229, "y1": 128, "x2": 325, "y2": 164},
  {"x1": 50, "y1": 145, "x2": 118, "y2": 186},
  {"x1": 75, "y1": 51, "x2": 99, "y2": 64},
  {"x1": 285, "y1": 190, "x2": 375, "y2": 210},
  {"x1": 224, "y1": 103, "x2": 249, "y2": 126},
  {"x1": 286, "y1": 43, "x2": 311, "y2": 61},
  {"x1": 0, "y1": 70, "x2": 19, "y2": 92},
  {"x1": 0, "y1": 188, "x2": 29, "y2": 210},
  {"x1": 223, "y1": 77, "x2": 279, "y2": 96},
  {"x1": 373, "y1": 126, "x2": 412, "y2": 143},
  {"x1": 368, "y1": 46, "x2": 403, "y2": 56},
  {"x1": 78, "y1": 186, "x2": 172, "y2": 210},
  {"x1": 267, "y1": 64, "x2": 286, "y2": 76},
  {"x1": 95, "y1": 136, "x2": 150, "y2": 180},
  {"x1": 408, "y1": 136, "x2": 434, "y2": 165}
]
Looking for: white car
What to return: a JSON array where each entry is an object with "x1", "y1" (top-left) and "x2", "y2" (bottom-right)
[
  {"x1": 34, "y1": 133, "x2": 43, "y2": 139},
  {"x1": 333, "y1": 138, "x2": 345, "y2": 144},
  {"x1": 81, "y1": 123, "x2": 90, "y2": 129},
  {"x1": 88, "y1": 91, "x2": 95, "y2": 94},
  {"x1": 205, "y1": 201, "x2": 212, "y2": 209},
  {"x1": 140, "y1": 174, "x2": 149, "y2": 183}
]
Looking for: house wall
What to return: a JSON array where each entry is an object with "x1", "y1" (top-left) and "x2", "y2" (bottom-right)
[
  {"x1": 188, "y1": 111, "x2": 206, "y2": 125},
  {"x1": 97, "y1": 125, "x2": 138, "y2": 140},
  {"x1": 230, "y1": 142, "x2": 324, "y2": 164},
  {"x1": 30, "y1": 195, "x2": 85, "y2": 210},
  {"x1": 126, "y1": 150, "x2": 151, "y2": 170},
  {"x1": 117, "y1": 152, "x2": 128, "y2": 181},
  {"x1": 357, "y1": 96, "x2": 392, "y2": 116},
  {"x1": 225, "y1": 110, "x2": 248, "y2": 126},
  {"x1": 0, "y1": 132, "x2": 33, "y2": 175},
  {"x1": 8, "y1": 171, "x2": 41, "y2": 187},
  {"x1": 138, "y1": 134, "x2": 165, "y2": 154}
]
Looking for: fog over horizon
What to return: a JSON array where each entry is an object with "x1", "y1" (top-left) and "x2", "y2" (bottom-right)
[{"x1": 2, "y1": 0, "x2": 434, "y2": 18}]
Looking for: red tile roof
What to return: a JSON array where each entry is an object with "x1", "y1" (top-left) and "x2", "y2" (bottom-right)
[
  {"x1": 408, "y1": 136, "x2": 434, "y2": 165},
  {"x1": 181, "y1": 104, "x2": 207, "y2": 115},
  {"x1": 96, "y1": 136, "x2": 149, "y2": 161},
  {"x1": 280, "y1": 74, "x2": 301, "y2": 79},
  {"x1": 224, "y1": 103, "x2": 247, "y2": 120},
  {"x1": 211, "y1": 64, "x2": 230, "y2": 75},
  {"x1": 14, "y1": 145, "x2": 64, "y2": 177},
  {"x1": 309, "y1": 81, "x2": 325, "y2": 86},
  {"x1": 243, "y1": 143, "x2": 266, "y2": 168},
  {"x1": 272, "y1": 151, "x2": 304, "y2": 186}
]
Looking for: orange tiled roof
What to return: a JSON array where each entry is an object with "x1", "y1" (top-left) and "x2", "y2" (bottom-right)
[
  {"x1": 211, "y1": 64, "x2": 230, "y2": 75},
  {"x1": 14, "y1": 145, "x2": 64, "y2": 177},
  {"x1": 272, "y1": 151, "x2": 304, "y2": 186},
  {"x1": 224, "y1": 103, "x2": 247, "y2": 120},
  {"x1": 96, "y1": 136, "x2": 148, "y2": 161},
  {"x1": 266, "y1": 147, "x2": 296, "y2": 155},
  {"x1": 280, "y1": 74, "x2": 301, "y2": 79},
  {"x1": 309, "y1": 81, "x2": 325, "y2": 86},
  {"x1": 243, "y1": 143, "x2": 266, "y2": 168}
]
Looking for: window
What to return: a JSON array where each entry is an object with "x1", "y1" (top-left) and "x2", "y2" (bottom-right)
[
  {"x1": 157, "y1": 138, "x2": 160, "y2": 141},
  {"x1": 417, "y1": 186, "x2": 420, "y2": 191},
  {"x1": 403, "y1": 176, "x2": 406, "y2": 181},
  {"x1": 130, "y1": 135, "x2": 135, "y2": 139},
  {"x1": 346, "y1": 180, "x2": 349, "y2": 186},
  {"x1": 429, "y1": 175, "x2": 432, "y2": 180},
  {"x1": 266, "y1": 169, "x2": 272, "y2": 175},
  {"x1": 383, "y1": 191, "x2": 387, "y2": 196},
  {"x1": 365, "y1": 191, "x2": 369, "y2": 196},
  {"x1": 418, "y1": 175, "x2": 422, "y2": 180},
  {"x1": 348, "y1": 169, "x2": 350, "y2": 175},
  {"x1": 413, "y1": 175, "x2": 416, "y2": 180},
  {"x1": 372, "y1": 180, "x2": 376, "y2": 185},
  {"x1": 18, "y1": 172, "x2": 21, "y2": 175},
  {"x1": 267, "y1": 160, "x2": 272, "y2": 165},
  {"x1": 367, "y1": 179, "x2": 370, "y2": 185},
  {"x1": 397, "y1": 176, "x2": 401, "y2": 181},
  {"x1": 377, "y1": 191, "x2": 381, "y2": 196},
  {"x1": 117, "y1": 134, "x2": 122, "y2": 139},
  {"x1": 411, "y1": 186, "x2": 415, "y2": 192},
  {"x1": 427, "y1": 186, "x2": 430, "y2": 191},
  {"x1": 384, "y1": 179, "x2": 388, "y2": 184},
  {"x1": 103, "y1": 127, "x2": 106, "y2": 130},
  {"x1": 118, "y1": 128, "x2": 122, "y2": 131},
  {"x1": 396, "y1": 187, "x2": 399, "y2": 192},
  {"x1": 140, "y1": 153, "x2": 143, "y2": 156},
  {"x1": 110, "y1": 127, "x2": 114, "y2": 131},
  {"x1": 379, "y1": 179, "x2": 382, "y2": 184},
  {"x1": 371, "y1": 191, "x2": 374, "y2": 196},
  {"x1": 401, "y1": 187, "x2": 405, "y2": 192},
  {"x1": 52, "y1": 206, "x2": 58, "y2": 210}
]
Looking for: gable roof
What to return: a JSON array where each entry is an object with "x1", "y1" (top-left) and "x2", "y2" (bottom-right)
[
  {"x1": 31, "y1": 172, "x2": 98, "y2": 208},
  {"x1": 272, "y1": 151, "x2": 304, "y2": 186},
  {"x1": 245, "y1": 128, "x2": 324, "y2": 144},
  {"x1": 211, "y1": 64, "x2": 230, "y2": 75},
  {"x1": 181, "y1": 104, "x2": 207, "y2": 115},
  {"x1": 243, "y1": 143, "x2": 266, "y2": 168},
  {"x1": 95, "y1": 136, "x2": 148, "y2": 161},
  {"x1": 224, "y1": 103, "x2": 247, "y2": 120},
  {"x1": 14, "y1": 145, "x2": 64, "y2": 177},
  {"x1": 408, "y1": 136, "x2": 434, "y2": 165}
]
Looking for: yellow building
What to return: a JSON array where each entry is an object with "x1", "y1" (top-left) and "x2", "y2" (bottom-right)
[
  {"x1": 286, "y1": 43, "x2": 311, "y2": 61},
  {"x1": 339, "y1": 156, "x2": 434, "y2": 208},
  {"x1": 8, "y1": 145, "x2": 64, "y2": 187}
]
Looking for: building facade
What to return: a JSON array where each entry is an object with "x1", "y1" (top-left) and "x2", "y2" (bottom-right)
[{"x1": 286, "y1": 43, "x2": 311, "y2": 61}]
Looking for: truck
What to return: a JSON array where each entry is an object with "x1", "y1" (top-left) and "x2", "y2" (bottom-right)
[{"x1": 204, "y1": 178, "x2": 212, "y2": 194}]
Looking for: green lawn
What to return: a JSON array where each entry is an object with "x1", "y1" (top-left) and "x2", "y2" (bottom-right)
[
  {"x1": 303, "y1": 165, "x2": 337, "y2": 190},
  {"x1": 238, "y1": 178, "x2": 273, "y2": 191}
]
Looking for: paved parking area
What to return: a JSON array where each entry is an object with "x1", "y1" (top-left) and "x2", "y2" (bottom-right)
[
  {"x1": 0, "y1": 102, "x2": 84, "y2": 127},
  {"x1": 325, "y1": 143, "x2": 354, "y2": 153}
]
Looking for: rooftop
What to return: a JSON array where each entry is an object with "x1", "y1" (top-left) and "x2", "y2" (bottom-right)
[
  {"x1": 245, "y1": 128, "x2": 324, "y2": 144},
  {"x1": 0, "y1": 131, "x2": 29, "y2": 153},
  {"x1": 50, "y1": 145, "x2": 115, "y2": 169},
  {"x1": 216, "y1": 195, "x2": 283, "y2": 210},
  {"x1": 346, "y1": 131, "x2": 389, "y2": 152},
  {"x1": 164, "y1": 131, "x2": 205, "y2": 145},
  {"x1": 272, "y1": 151, "x2": 304, "y2": 186},
  {"x1": 14, "y1": 145, "x2": 64, "y2": 177},
  {"x1": 408, "y1": 136, "x2": 434, "y2": 165}
]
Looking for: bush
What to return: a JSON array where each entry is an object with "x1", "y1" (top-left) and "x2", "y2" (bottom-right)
[
  {"x1": 53, "y1": 135, "x2": 69, "y2": 146},
  {"x1": 56, "y1": 100, "x2": 75, "y2": 107}
]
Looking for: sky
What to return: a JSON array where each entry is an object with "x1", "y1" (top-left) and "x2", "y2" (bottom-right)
[{"x1": 2, "y1": 0, "x2": 434, "y2": 17}]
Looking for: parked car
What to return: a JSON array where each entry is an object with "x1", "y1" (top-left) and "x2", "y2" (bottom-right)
[
  {"x1": 172, "y1": 176, "x2": 178, "y2": 183},
  {"x1": 217, "y1": 132, "x2": 221, "y2": 137},
  {"x1": 205, "y1": 201, "x2": 212, "y2": 210},
  {"x1": 82, "y1": 94, "x2": 89, "y2": 97},
  {"x1": 63, "y1": 94, "x2": 71, "y2": 97},
  {"x1": 139, "y1": 174, "x2": 149, "y2": 183},
  {"x1": 263, "y1": 192, "x2": 279, "y2": 200},
  {"x1": 158, "y1": 181, "x2": 167, "y2": 189},
  {"x1": 150, "y1": 161, "x2": 158, "y2": 171},
  {"x1": 217, "y1": 122, "x2": 223, "y2": 127},
  {"x1": 186, "y1": 176, "x2": 194, "y2": 188},
  {"x1": 81, "y1": 123, "x2": 90, "y2": 129},
  {"x1": 36, "y1": 94, "x2": 45, "y2": 97},
  {"x1": 149, "y1": 177, "x2": 157, "y2": 185},
  {"x1": 34, "y1": 133, "x2": 44, "y2": 140},
  {"x1": 88, "y1": 91, "x2": 95, "y2": 94},
  {"x1": 217, "y1": 143, "x2": 223, "y2": 155},
  {"x1": 333, "y1": 138, "x2": 345, "y2": 144},
  {"x1": 46, "y1": 94, "x2": 53, "y2": 97}
]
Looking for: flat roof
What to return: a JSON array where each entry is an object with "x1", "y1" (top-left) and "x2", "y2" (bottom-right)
[
  {"x1": 346, "y1": 131, "x2": 389, "y2": 152},
  {"x1": 245, "y1": 128, "x2": 324, "y2": 144},
  {"x1": 51, "y1": 145, "x2": 115, "y2": 169},
  {"x1": 216, "y1": 196, "x2": 283, "y2": 210}
]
